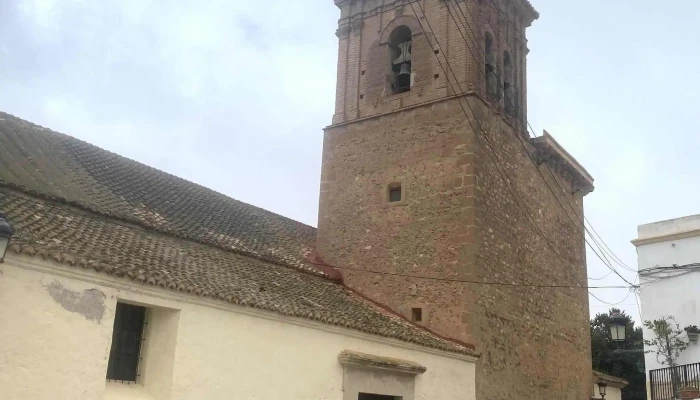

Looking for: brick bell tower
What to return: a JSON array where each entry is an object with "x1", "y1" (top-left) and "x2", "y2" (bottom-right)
[{"x1": 317, "y1": 1, "x2": 596, "y2": 399}]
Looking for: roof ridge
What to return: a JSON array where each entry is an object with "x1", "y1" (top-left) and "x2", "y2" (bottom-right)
[
  {"x1": 0, "y1": 110, "x2": 325, "y2": 280},
  {"x1": 0, "y1": 111, "x2": 316, "y2": 231}
]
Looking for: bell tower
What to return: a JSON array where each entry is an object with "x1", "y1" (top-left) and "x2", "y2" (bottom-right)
[
  {"x1": 329, "y1": 0, "x2": 537, "y2": 125},
  {"x1": 318, "y1": 1, "x2": 595, "y2": 399}
]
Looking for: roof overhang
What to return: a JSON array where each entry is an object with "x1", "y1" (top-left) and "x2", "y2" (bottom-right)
[
  {"x1": 593, "y1": 370, "x2": 629, "y2": 389},
  {"x1": 515, "y1": 0, "x2": 540, "y2": 26},
  {"x1": 530, "y1": 130, "x2": 594, "y2": 196},
  {"x1": 338, "y1": 350, "x2": 427, "y2": 375}
]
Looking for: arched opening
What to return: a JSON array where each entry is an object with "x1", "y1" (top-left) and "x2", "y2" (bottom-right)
[
  {"x1": 503, "y1": 50, "x2": 514, "y2": 113},
  {"x1": 389, "y1": 25, "x2": 412, "y2": 94},
  {"x1": 484, "y1": 32, "x2": 498, "y2": 96}
]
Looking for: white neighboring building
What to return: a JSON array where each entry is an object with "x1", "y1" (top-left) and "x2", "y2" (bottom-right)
[{"x1": 633, "y1": 214, "x2": 700, "y2": 397}]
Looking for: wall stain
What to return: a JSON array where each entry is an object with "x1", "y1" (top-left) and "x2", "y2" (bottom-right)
[{"x1": 44, "y1": 280, "x2": 106, "y2": 323}]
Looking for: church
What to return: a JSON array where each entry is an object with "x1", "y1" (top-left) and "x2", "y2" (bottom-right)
[{"x1": 0, "y1": 0, "x2": 599, "y2": 399}]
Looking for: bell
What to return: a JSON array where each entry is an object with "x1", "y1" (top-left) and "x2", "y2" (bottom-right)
[{"x1": 397, "y1": 63, "x2": 411, "y2": 89}]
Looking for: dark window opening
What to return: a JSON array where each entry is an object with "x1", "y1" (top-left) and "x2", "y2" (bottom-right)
[
  {"x1": 503, "y1": 50, "x2": 515, "y2": 114},
  {"x1": 411, "y1": 307, "x2": 423, "y2": 322},
  {"x1": 106, "y1": 303, "x2": 146, "y2": 382},
  {"x1": 389, "y1": 186, "x2": 402, "y2": 202},
  {"x1": 389, "y1": 26, "x2": 412, "y2": 94},
  {"x1": 359, "y1": 394, "x2": 402, "y2": 400},
  {"x1": 485, "y1": 32, "x2": 498, "y2": 97}
]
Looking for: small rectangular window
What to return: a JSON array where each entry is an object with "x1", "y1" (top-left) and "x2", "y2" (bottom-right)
[
  {"x1": 107, "y1": 302, "x2": 147, "y2": 382},
  {"x1": 389, "y1": 187, "x2": 402, "y2": 202},
  {"x1": 411, "y1": 307, "x2": 422, "y2": 322},
  {"x1": 359, "y1": 394, "x2": 402, "y2": 400}
]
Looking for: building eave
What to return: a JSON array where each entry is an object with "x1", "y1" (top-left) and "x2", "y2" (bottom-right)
[{"x1": 530, "y1": 130, "x2": 595, "y2": 196}]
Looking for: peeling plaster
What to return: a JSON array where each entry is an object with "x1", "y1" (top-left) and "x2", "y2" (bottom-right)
[{"x1": 44, "y1": 280, "x2": 106, "y2": 323}]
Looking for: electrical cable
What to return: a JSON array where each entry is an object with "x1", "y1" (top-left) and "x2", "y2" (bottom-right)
[
  {"x1": 440, "y1": 0, "x2": 638, "y2": 277},
  {"x1": 406, "y1": 0, "x2": 585, "y2": 278},
  {"x1": 435, "y1": 0, "x2": 637, "y2": 285},
  {"x1": 587, "y1": 270, "x2": 614, "y2": 281},
  {"x1": 412, "y1": 0, "x2": 636, "y2": 286},
  {"x1": 589, "y1": 289, "x2": 633, "y2": 306},
  {"x1": 306, "y1": 259, "x2": 635, "y2": 289}
]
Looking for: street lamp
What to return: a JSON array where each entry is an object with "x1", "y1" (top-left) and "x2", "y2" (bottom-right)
[
  {"x1": 609, "y1": 311, "x2": 627, "y2": 342},
  {"x1": 0, "y1": 213, "x2": 14, "y2": 263},
  {"x1": 597, "y1": 379, "x2": 608, "y2": 399}
]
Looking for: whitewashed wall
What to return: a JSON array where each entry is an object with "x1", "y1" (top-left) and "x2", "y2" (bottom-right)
[
  {"x1": 635, "y1": 216, "x2": 700, "y2": 376},
  {"x1": 0, "y1": 254, "x2": 477, "y2": 400}
]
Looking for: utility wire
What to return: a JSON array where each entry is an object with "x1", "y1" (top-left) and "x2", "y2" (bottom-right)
[
  {"x1": 632, "y1": 275, "x2": 643, "y2": 319},
  {"x1": 587, "y1": 270, "x2": 614, "y2": 281},
  {"x1": 440, "y1": 0, "x2": 636, "y2": 278},
  {"x1": 321, "y1": 1, "x2": 635, "y2": 290},
  {"x1": 308, "y1": 260, "x2": 635, "y2": 289},
  {"x1": 420, "y1": 1, "x2": 636, "y2": 290},
  {"x1": 437, "y1": 0, "x2": 636, "y2": 285},
  {"x1": 589, "y1": 289, "x2": 634, "y2": 306},
  {"x1": 406, "y1": 1, "x2": 588, "y2": 278},
  {"x1": 425, "y1": 0, "x2": 636, "y2": 286},
  {"x1": 590, "y1": 304, "x2": 638, "y2": 307},
  {"x1": 449, "y1": 0, "x2": 638, "y2": 275},
  {"x1": 634, "y1": 291, "x2": 643, "y2": 321}
]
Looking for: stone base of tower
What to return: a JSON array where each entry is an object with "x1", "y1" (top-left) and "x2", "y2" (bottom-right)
[{"x1": 317, "y1": 93, "x2": 593, "y2": 400}]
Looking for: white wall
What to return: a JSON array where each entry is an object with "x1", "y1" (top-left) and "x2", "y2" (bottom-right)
[
  {"x1": 0, "y1": 255, "x2": 477, "y2": 400},
  {"x1": 636, "y1": 230, "x2": 700, "y2": 374}
]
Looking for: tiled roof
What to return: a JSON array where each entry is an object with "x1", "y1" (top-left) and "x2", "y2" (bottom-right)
[
  {"x1": 593, "y1": 370, "x2": 629, "y2": 387},
  {"x1": 0, "y1": 112, "x2": 476, "y2": 356},
  {"x1": 0, "y1": 111, "x2": 319, "y2": 277}
]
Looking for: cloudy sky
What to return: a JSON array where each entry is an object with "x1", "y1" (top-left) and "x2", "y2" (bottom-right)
[{"x1": 2, "y1": 0, "x2": 699, "y2": 324}]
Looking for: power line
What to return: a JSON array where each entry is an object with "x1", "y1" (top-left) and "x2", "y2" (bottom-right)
[
  {"x1": 439, "y1": 1, "x2": 636, "y2": 285},
  {"x1": 406, "y1": 1, "x2": 585, "y2": 278},
  {"x1": 587, "y1": 270, "x2": 614, "y2": 281},
  {"x1": 590, "y1": 304, "x2": 638, "y2": 308},
  {"x1": 435, "y1": 0, "x2": 637, "y2": 286},
  {"x1": 589, "y1": 289, "x2": 634, "y2": 306},
  {"x1": 406, "y1": 1, "x2": 639, "y2": 292},
  {"x1": 584, "y1": 220, "x2": 637, "y2": 272},
  {"x1": 443, "y1": 0, "x2": 637, "y2": 278},
  {"x1": 632, "y1": 275, "x2": 643, "y2": 319},
  {"x1": 311, "y1": 260, "x2": 635, "y2": 289},
  {"x1": 634, "y1": 291, "x2": 643, "y2": 320}
]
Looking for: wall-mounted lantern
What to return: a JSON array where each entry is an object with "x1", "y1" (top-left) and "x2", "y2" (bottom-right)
[{"x1": 597, "y1": 379, "x2": 608, "y2": 399}]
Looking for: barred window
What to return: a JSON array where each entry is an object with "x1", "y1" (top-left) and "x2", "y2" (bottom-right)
[{"x1": 106, "y1": 303, "x2": 147, "y2": 382}]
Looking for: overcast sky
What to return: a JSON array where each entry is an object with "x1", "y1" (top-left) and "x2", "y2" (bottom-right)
[{"x1": 2, "y1": 0, "x2": 699, "y2": 325}]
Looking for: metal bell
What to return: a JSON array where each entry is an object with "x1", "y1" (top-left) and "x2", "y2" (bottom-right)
[{"x1": 397, "y1": 63, "x2": 411, "y2": 88}]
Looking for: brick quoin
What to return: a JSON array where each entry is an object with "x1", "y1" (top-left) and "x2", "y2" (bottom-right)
[{"x1": 318, "y1": 1, "x2": 594, "y2": 399}]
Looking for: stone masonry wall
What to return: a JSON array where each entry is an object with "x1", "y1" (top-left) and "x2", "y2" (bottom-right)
[
  {"x1": 323, "y1": 1, "x2": 591, "y2": 399},
  {"x1": 317, "y1": 95, "x2": 592, "y2": 400},
  {"x1": 472, "y1": 100, "x2": 592, "y2": 400},
  {"x1": 318, "y1": 97, "x2": 479, "y2": 343}
]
